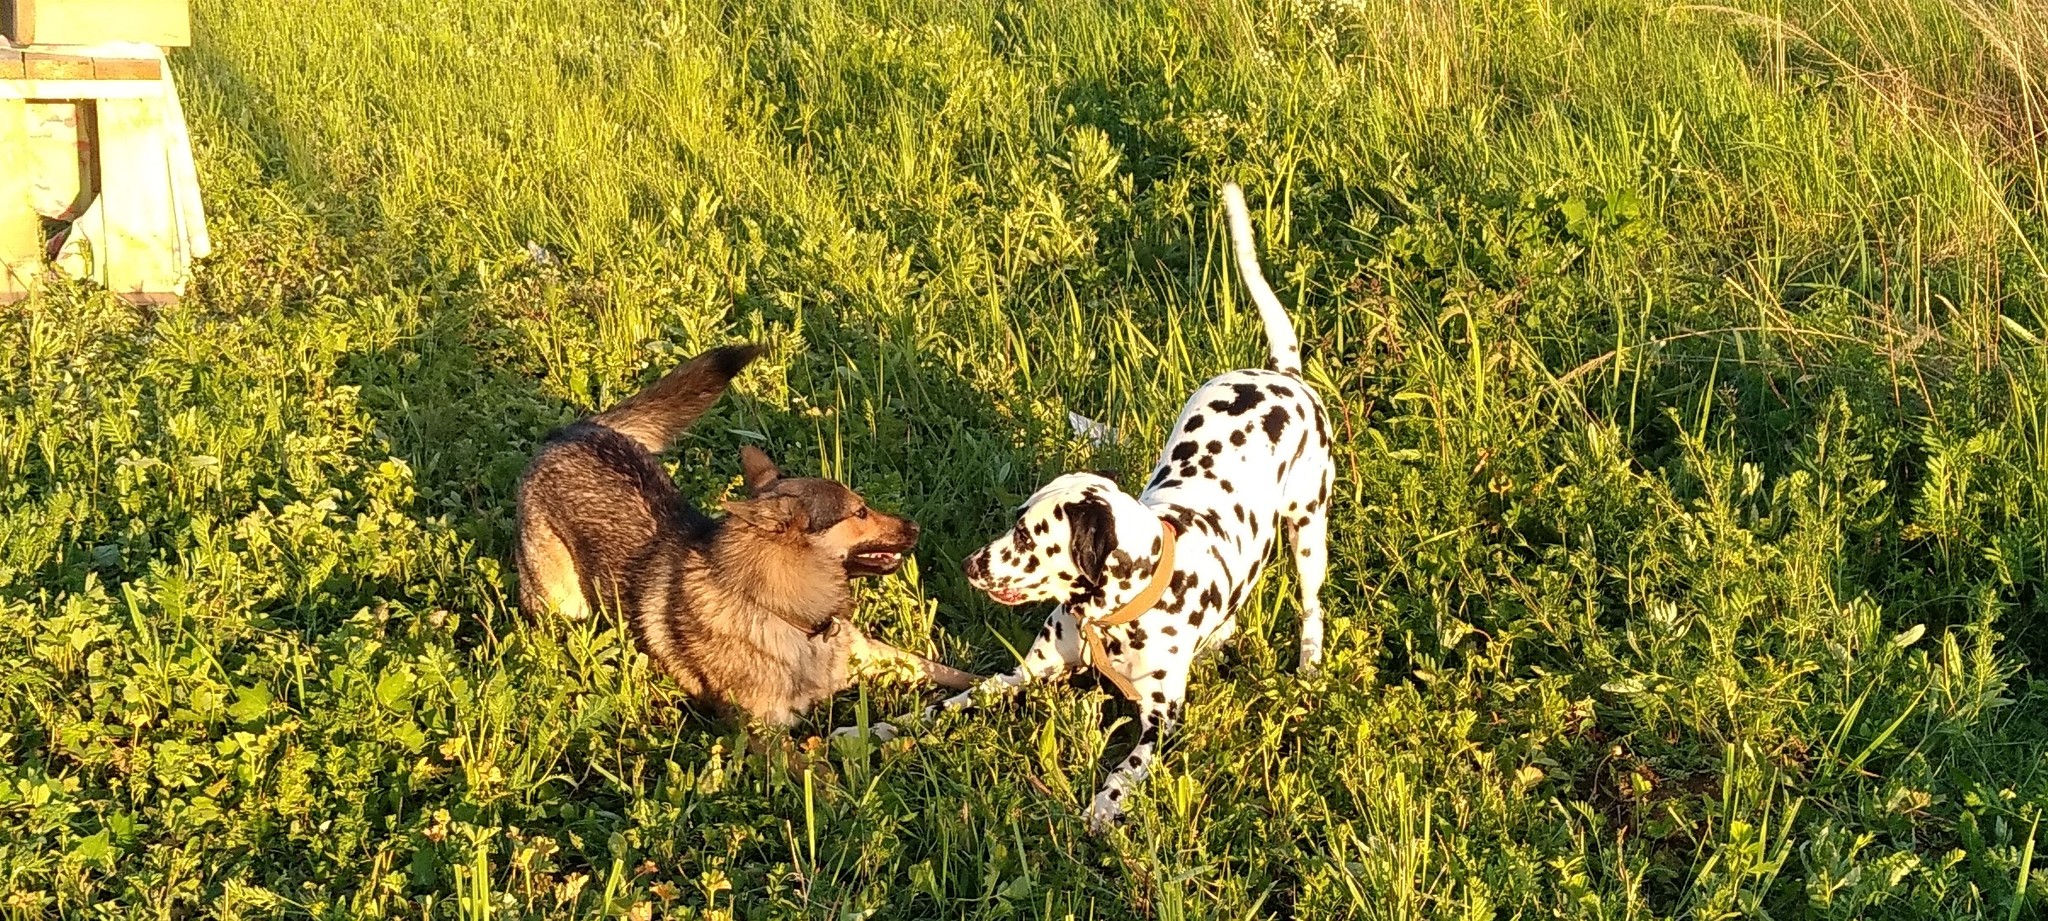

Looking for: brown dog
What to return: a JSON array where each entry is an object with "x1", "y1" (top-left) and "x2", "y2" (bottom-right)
[{"x1": 514, "y1": 344, "x2": 978, "y2": 725}]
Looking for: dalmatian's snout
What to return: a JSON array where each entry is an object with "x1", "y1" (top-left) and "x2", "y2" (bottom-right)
[{"x1": 964, "y1": 545, "x2": 1032, "y2": 605}]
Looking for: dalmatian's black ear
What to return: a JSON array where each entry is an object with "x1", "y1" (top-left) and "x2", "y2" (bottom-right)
[{"x1": 1065, "y1": 494, "x2": 1118, "y2": 592}]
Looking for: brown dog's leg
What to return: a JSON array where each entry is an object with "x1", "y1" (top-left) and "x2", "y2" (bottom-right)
[{"x1": 849, "y1": 631, "x2": 982, "y2": 690}]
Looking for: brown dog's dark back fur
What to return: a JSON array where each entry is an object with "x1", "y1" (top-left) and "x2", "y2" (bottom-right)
[{"x1": 514, "y1": 345, "x2": 975, "y2": 725}]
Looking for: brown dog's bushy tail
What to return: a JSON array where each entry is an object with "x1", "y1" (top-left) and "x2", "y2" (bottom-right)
[{"x1": 594, "y1": 344, "x2": 765, "y2": 453}]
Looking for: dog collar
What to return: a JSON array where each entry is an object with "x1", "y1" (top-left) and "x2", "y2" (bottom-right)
[{"x1": 1081, "y1": 517, "x2": 1177, "y2": 701}]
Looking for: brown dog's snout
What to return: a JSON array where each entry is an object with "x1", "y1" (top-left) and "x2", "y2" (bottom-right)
[{"x1": 867, "y1": 511, "x2": 919, "y2": 548}]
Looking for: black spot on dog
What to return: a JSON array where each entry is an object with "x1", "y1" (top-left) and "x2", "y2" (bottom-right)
[
  {"x1": 1230, "y1": 430, "x2": 1246, "y2": 447},
  {"x1": 1160, "y1": 625, "x2": 1177, "y2": 636},
  {"x1": 1053, "y1": 622, "x2": 1064, "y2": 638},
  {"x1": 1200, "y1": 586, "x2": 1224, "y2": 609},
  {"x1": 1105, "y1": 549, "x2": 1149, "y2": 582},
  {"x1": 1209, "y1": 384, "x2": 1264, "y2": 415},
  {"x1": 1178, "y1": 464, "x2": 1198, "y2": 478},
  {"x1": 1023, "y1": 557, "x2": 1040, "y2": 573},
  {"x1": 1110, "y1": 790, "x2": 1122, "y2": 799},
  {"x1": 1207, "y1": 440, "x2": 1222, "y2": 454},
  {"x1": 1171, "y1": 441, "x2": 1198, "y2": 462},
  {"x1": 1106, "y1": 639, "x2": 1124, "y2": 655},
  {"x1": 1034, "y1": 521, "x2": 1051, "y2": 535},
  {"x1": 1187, "y1": 610, "x2": 1204, "y2": 627},
  {"x1": 1220, "y1": 480, "x2": 1234, "y2": 492},
  {"x1": 1183, "y1": 414, "x2": 1204, "y2": 432},
  {"x1": 1150, "y1": 692, "x2": 1166, "y2": 703},
  {"x1": 1148, "y1": 467, "x2": 1170, "y2": 489},
  {"x1": 1160, "y1": 479, "x2": 1183, "y2": 489},
  {"x1": 1262, "y1": 406, "x2": 1290, "y2": 443}
]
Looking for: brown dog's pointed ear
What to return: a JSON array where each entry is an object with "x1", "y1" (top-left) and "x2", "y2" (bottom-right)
[
  {"x1": 739, "y1": 445, "x2": 782, "y2": 496},
  {"x1": 723, "y1": 496, "x2": 806, "y2": 532}
]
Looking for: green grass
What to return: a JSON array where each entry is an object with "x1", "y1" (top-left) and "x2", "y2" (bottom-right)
[{"x1": 5, "y1": 0, "x2": 2048, "y2": 916}]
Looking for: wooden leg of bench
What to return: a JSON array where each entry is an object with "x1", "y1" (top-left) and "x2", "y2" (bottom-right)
[
  {"x1": 93, "y1": 95, "x2": 185, "y2": 305},
  {"x1": 0, "y1": 98, "x2": 42, "y2": 303}
]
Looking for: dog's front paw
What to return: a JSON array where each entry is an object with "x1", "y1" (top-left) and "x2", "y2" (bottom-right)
[
  {"x1": 828, "y1": 721, "x2": 899, "y2": 743},
  {"x1": 1299, "y1": 641, "x2": 1325, "y2": 677},
  {"x1": 1086, "y1": 788, "x2": 1128, "y2": 834}
]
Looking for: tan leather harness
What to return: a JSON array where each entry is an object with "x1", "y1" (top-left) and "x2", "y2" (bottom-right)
[{"x1": 1080, "y1": 519, "x2": 1178, "y2": 701}]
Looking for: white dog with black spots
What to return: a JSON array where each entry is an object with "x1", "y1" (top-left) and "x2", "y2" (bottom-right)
[{"x1": 838, "y1": 184, "x2": 1334, "y2": 832}]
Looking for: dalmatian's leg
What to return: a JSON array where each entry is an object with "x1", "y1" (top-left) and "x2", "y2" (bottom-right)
[
  {"x1": 832, "y1": 606, "x2": 1084, "y2": 741},
  {"x1": 1287, "y1": 434, "x2": 1336, "y2": 675},
  {"x1": 1087, "y1": 664, "x2": 1190, "y2": 832},
  {"x1": 1287, "y1": 512, "x2": 1330, "y2": 674}
]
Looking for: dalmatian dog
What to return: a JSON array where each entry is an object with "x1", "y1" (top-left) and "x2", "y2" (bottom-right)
[{"x1": 836, "y1": 184, "x2": 1334, "y2": 832}]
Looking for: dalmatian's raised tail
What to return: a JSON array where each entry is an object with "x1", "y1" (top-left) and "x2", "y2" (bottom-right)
[{"x1": 1221, "y1": 182, "x2": 1302, "y2": 378}]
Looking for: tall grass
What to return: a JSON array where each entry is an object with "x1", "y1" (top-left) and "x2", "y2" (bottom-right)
[{"x1": 2, "y1": 0, "x2": 2046, "y2": 917}]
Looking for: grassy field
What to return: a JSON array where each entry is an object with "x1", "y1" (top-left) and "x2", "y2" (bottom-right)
[{"x1": 6, "y1": 0, "x2": 2048, "y2": 916}]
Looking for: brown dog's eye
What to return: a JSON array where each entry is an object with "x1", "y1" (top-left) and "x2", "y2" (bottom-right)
[{"x1": 856, "y1": 506, "x2": 869, "y2": 519}]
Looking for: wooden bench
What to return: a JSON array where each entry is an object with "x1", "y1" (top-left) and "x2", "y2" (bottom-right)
[{"x1": 2, "y1": 1, "x2": 206, "y2": 304}]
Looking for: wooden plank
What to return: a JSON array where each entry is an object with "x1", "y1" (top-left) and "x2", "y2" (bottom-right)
[
  {"x1": 91, "y1": 95, "x2": 185, "y2": 303},
  {"x1": 0, "y1": 97, "x2": 43, "y2": 302},
  {"x1": 24, "y1": 101, "x2": 91, "y2": 220},
  {"x1": 158, "y1": 63, "x2": 207, "y2": 261},
  {"x1": 24, "y1": 53, "x2": 95, "y2": 81},
  {"x1": 93, "y1": 58, "x2": 163, "y2": 81},
  {"x1": 5, "y1": 0, "x2": 191, "y2": 47},
  {"x1": 0, "y1": 78, "x2": 166, "y2": 100},
  {"x1": 0, "y1": 50, "x2": 24, "y2": 81},
  {"x1": 1, "y1": 0, "x2": 35, "y2": 44}
]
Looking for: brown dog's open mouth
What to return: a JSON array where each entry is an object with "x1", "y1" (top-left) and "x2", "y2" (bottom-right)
[{"x1": 846, "y1": 546, "x2": 911, "y2": 576}]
